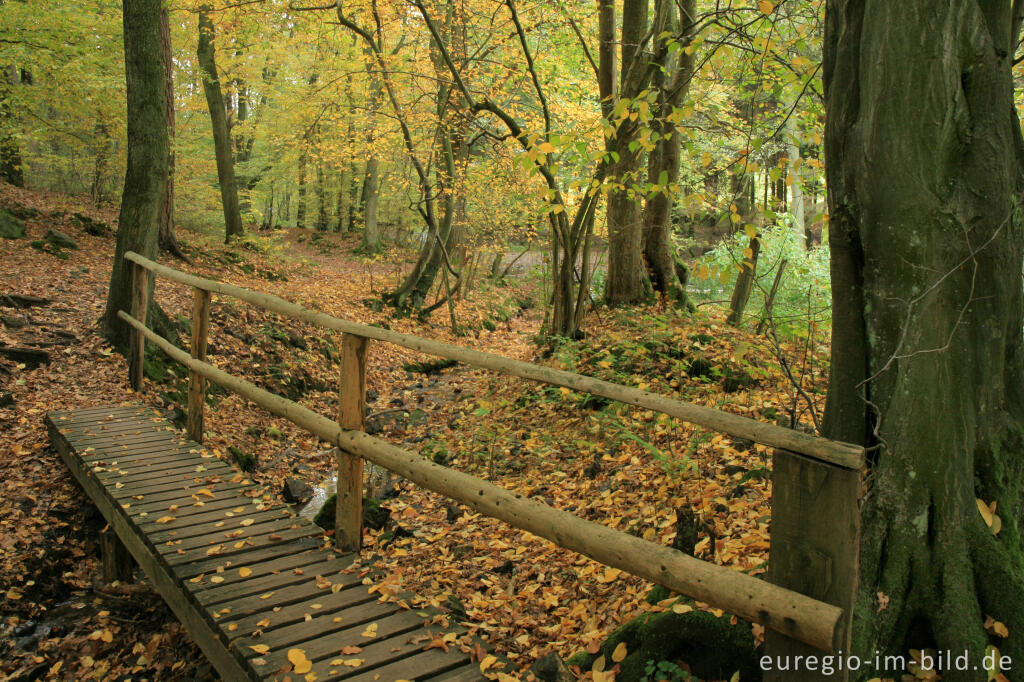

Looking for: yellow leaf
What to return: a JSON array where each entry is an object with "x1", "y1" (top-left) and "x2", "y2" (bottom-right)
[
  {"x1": 612, "y1": 642, "x2": 628, "y2": 663},
  {"x1": 744, "y1": 224, "x2": 758, "y2": 239},
  {"x1": 671, "y1": 603, "x2": 693, "y2": 614},
  {"x1": 239, "y1": 567, "x2": 252, "y2": 578},
  {"x1": 743, "y1": 248, "x2": 754, "y2": 259},
  {"x1": 992, "y1": 514, "x2": 1002, "y2": 536},
  {"x1": 758, "y1": 0, "x2": 775, "y2": 14},
  {"x1": 361, "y1": 622, "x2": 378, "y2": 637},
  {"x1": 343, "y1": 659, "x2": 364, "y2": 667},
  {"x1": 537, "y1": 142, "x2": 556, "y2": 154},
  {"x1": 288, "y1": 649, "x2": 312, "y2": 674},
  {"x1": 196, "y1": 488, "x2": 215, "y2": 498},
  {"x1": 210, "y1": 576, "x2": 224, "y2": 583},
  {"x1": 249, "y1": 644, "x2": 270, "y2": 654},
  {"x1": 480, "y1": 655, "x2": 497, "y2": 672},
  {"x1": 240, "y1": 519, "x2": 255, "y2": 527},
  {"x1": 259, "y1": 592, "x2": 275, "y2": 599},
  {"x1": 977, "y1": 498, "x2": 994, "y2": 527},
  {"x1": 155, "y1": 516, "x2": 176, "y2": 524},
  {"x1": 701, "y1": 152, "x2": 712, "y2": 168}
]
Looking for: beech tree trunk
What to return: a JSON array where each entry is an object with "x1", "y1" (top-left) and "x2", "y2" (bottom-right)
[
  {"x1": 360, "y1": 157, "x2": 380, "y2": 249},
  {"x1": 158, "y1": 5, "x2": 185, "y2": 259},
  {"x1": 824, "y1": 1, "x2": 1024, "y2": 676},
  {"x1": 604, "y1": 0, "x2": 651, "y2": 306},
  {"x1": 102, "y1": 0, "x2": 168, "y2": 350},
  {"x1": 197, "y1": 6, "x2": 243, "y2": 243},
  {"x1": 642, "y1": 0, "x2": 695, "y2": 310},
  {"x1": 296, "y1": 146, "x2": 307, "y2": 229}
]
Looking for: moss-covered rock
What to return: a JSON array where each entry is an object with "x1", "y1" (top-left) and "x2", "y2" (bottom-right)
[
  {"x1": 0, "y1": 209, "x2": 26, "y2": 239},
  {"x1": 313, "y1": 494, "x2": 391, "y2": 531},
  {"x1": 566, "y1": 608, "x2": 759, "y2": 681},
  {"x1": 229, "y1": 445, "x2": 257, "y2": 473}
]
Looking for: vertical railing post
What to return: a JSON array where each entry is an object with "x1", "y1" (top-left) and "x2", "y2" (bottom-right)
[
  {"x1": 128, "y1": 261, "x2": 150, "y2": 391},
  {"x1": 187, "y1": 287, "x2": 211, "y2": 442},
  {"x1": 336, "y1": 333, "x2": 368, "y2": 552}
]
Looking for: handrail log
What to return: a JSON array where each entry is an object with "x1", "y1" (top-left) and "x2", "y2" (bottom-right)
[
  {"x1": 118, "y1": 309, "x2": 846, "y2": 652},
  {"x1": 123, "y1": 251, "x2": 863, "y2": 470}
]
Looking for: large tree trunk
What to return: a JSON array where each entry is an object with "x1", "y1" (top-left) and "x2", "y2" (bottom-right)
[
  {"x1": 360, "y1": 157, "x2": 380, "y2": 249},
  {"x1": 823, "y1": 1, "x2": 1024, "y2": 676},
  {"x1": 642, "y1": 0, "x2": 695, "y2": 310},
  {"x1": 102, "y1": 0, "x2": 169, "y2": 350},
  {"x1": 604, "y1": 0, "x2": 651, "y2": 306},
  {"x1": 197, "y1": 6, "x2": 243, "y2": 243}
]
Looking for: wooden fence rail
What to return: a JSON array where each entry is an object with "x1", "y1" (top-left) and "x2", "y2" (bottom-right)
[{"x1": 119, "y1": 250, "x2": 863, "y2": 661}]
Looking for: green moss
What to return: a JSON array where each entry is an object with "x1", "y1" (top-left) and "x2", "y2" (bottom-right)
[
  {"x1": 229, "y1": 445, "x2": 257, "y2": 473},
  {"x1": 568, "y1": 609, "x2": 757, "y2": 681},
  {"x1": 313, "y1": 494, "x2": 390, "y2": 531}
]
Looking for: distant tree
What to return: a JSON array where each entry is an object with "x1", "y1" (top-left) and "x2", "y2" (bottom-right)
[
  {"x1": 197, "y1": 5, "x2": 243, "y2": 243},
  {"x1": 824, "y1": 0, "x2": 1024, "y2": 673},
  {"x1": 102, "y1": 0, "x2": 169, "y2": 350},
  {"x1": 0, "y1": 66, "x2": 25, "y2": 187}
]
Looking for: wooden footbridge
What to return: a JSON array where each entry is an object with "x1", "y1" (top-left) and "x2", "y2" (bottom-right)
[{"x1": 50, "y1": 250, "x2": 866, "y2": 681}]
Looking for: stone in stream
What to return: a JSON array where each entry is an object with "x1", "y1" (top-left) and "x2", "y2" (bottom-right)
[{"x1": 282, "y1": 477, "x2": 314, "y2": 504}]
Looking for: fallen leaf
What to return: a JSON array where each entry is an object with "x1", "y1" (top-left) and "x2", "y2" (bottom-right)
[
  {"x1": 239, "y1": 567, "x2": 252, "y2": 578},
  {"x1": 361, "y1": 622, "x2": 378, "y2": 637},
  {"x1": 249, "y1": 644, "x2": 270, "y2": 654}
]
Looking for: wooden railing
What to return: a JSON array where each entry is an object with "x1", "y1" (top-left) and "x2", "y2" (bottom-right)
[{"x1": 120, "y1": 250, "x2": 863, "y2": 658}]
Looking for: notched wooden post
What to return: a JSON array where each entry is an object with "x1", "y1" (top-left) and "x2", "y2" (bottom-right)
[
  {"x1": 336, "y1": 333, "x2": 368, "y2": 552},
  {"x1": 187, "y1": 287, "x2": 211, "y2": 442},
  {"x1": 100, "y1": 526, "x2": 134, "y2": 583},
  {"x1": 128, "y1": 261, "x2": 150, "y2": 391},
  {"x1": 765, "y1": 449, "x2": 861, "y2": 680}
]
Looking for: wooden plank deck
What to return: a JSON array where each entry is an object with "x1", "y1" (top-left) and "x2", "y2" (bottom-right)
[{"x1": 46, "y1": 405, "x2": 483, "y2": 682}]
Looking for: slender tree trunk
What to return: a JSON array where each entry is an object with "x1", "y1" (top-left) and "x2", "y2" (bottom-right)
[
  {"x1": 197, "y1": 6, "x2": 243, "y2": 243},
  {"x1": 784, "y1": 116, "x2": 806, "y2": 249},
  {"x1": 334, "y1": 168, "x2": 349, "y2": 232},
  {"x1": 726, "y1": 234, "x2": 760, "y2": 327},
  {"x1": 824, "y1": 1, "x2": 1024, "y2": 676},
  {"x1": 315, "y1": 163, "x2": 328, "y2": 231},
  {"x1": 158, "y1": 5, "x2": 186, "y2": 259},
  {"x1": 102, "y1": 0, "x2": 169, "y2": 350},
  {"x1": 91, "y1": 123, "x2": 112, "y2": 204},
  {"x1": 296, "y1": 147, "x2": 307, "y2": 229},
  {"x1": 0, "y1": 66, "x2": 24, "y2": 187}
]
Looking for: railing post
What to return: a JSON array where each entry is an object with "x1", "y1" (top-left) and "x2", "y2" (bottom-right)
[
  {"x1": 764, "y1": 450, "x2": 861, "y2": 678},
  {"x1": 336, "y1": 333, "x2": 368, "y2": 552},
  {"x1": 187, "y1": 287, "x2": 211, "y2": 442},
  {"x1": 128, "y1": 261, "x2": 150, "y2": 391}
]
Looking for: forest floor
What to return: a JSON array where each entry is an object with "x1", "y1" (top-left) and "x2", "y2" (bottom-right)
[{"x1": 0, "y1": 184, "x2": 831, "y2": 681}]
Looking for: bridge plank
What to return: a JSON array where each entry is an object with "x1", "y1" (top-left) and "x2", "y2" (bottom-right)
[{"x1": 47, "y1": 405, "x2": 475, "y2": 682}]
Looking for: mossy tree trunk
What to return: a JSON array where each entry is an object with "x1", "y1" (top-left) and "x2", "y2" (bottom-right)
[
  {"x1": 642, "y1": 0, "x2": 695, "y2": 310},
  {"x1": 197, "y1": 6, "x2": 243, "y2": 243},
  {"x1": 824, "y1": 1, "x2": 1024, "y2": 677},
  {"x1": 102, "y1": 0, "x2": 169, "y2": 351}
]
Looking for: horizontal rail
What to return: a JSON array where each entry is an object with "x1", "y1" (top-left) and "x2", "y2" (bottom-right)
[
  {"x1": 124, "y1": 251, "x2": 863, "y2": 469},
  {"x1": 119, "y1": 309, "x2": 845, "y2": 652}
]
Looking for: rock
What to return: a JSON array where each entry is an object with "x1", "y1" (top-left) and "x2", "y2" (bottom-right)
[
  {"x1": 452, "y1": 543, "x2": 474, "y2": 559},
  {"x1": 43, "y1": 229, "x2": 78, "y2": 250},
  {"x1": 0, "y1": 392, "x2": 14, "y2": 408},
  {"x1": 445, "y1": 504, "x2": 463, "y2": 523},
  {"x1": 1, "y1": 314, "x2": 28, "y2": 328},
  {"x1": 70, "y1": 212, "x2": 111, "y2": 236},
  {"x1": 686, "y1": 356, "x2": 714, "y2": 379},
  {"x1": 282, "y1": 477, "x2": 314, "y2": 504},
  {"x1": 0, "y1": 209, "x2": 26, "y2": 239},
  {"x1": 529, "y1": 653, "x2": 575, "y2": 682},
  {"x1": 0, "y1": 346, "x2": 50, "y2": 369}
]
